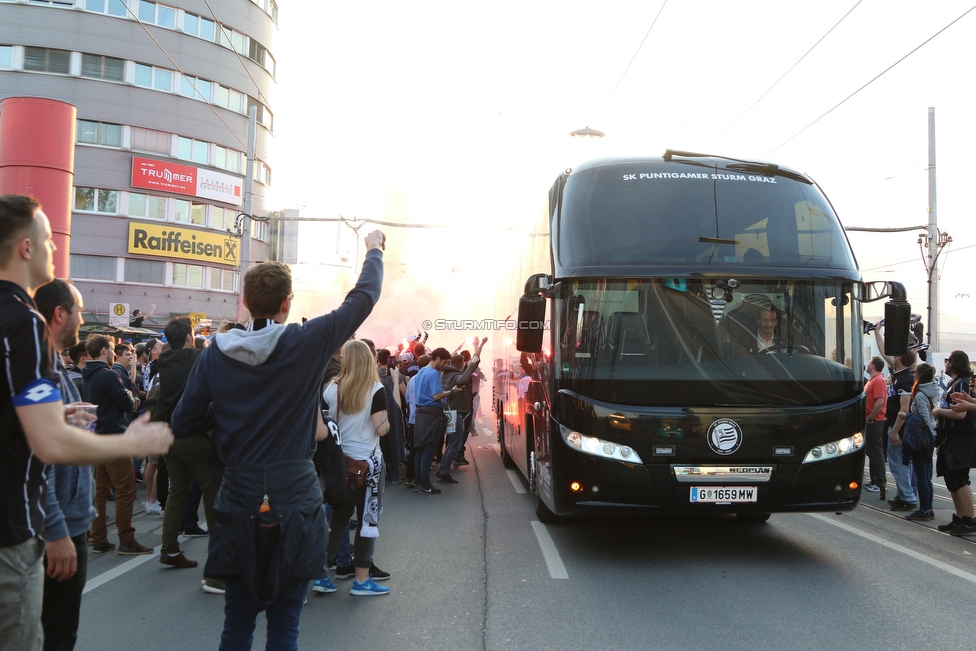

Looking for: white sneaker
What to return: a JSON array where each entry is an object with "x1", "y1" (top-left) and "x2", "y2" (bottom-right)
[{"x1": 144, "y1": 500, "x2": 162, "y2": 515}]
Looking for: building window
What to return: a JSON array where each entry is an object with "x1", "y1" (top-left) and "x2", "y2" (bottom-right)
[
  {"x1": 211, "y1": 268, "x2": 237, "y2": 292},
  {"x1": 128, "y1": 193, "x2": 167, "y2": 220},
  {"x1": 173, "y1": 200, "x2": 206, "y2": 226},
  {"x1": 84, "y1": 0, "x2": 128, "y2": 17},
  {"x1": 214, "y1": 146, "x2": 242, "y2": 173},
  {"x1": 138, "y1": 1, "x2": 176, "y2": 29},
  {"x1": 70, "y1": 254, "x2": 116, "y2": 281},
  {"x1": 172, "y1": 263, "x2": 204, "y2": 288},
  {"x1": 131, "y1": 126, "x2": 172, "y2": 155},
  {"x1": 27, "y1": 0, "x2": 74, "y2": 7},
  {"x1": 74, "y1": 187, "x2": 118, "y2": 214},
  {"x1": 183, "y1": 12, "x2": 215, "y2": 41},
  {"x1": 250, "y1": 219, "x2": 268, "y2": 242},
  {"x1": 81, "y1": 54, "x2": 125, "y2": 82},
  {"x1": 125, "y1": 259, "x2": 165, "y2": 285},
  {"x1": 24, "y1": 47, "x2": 70, "y2": 74},
  {"x1": 135, "y1": 63, "x2": 173, "y2": 92},
  {"x1": 215, "y1": 85, "x2": 244, "y2": 113},
  {"x1": 77, "y1": 120, "x2": 123, "y2": 147},
  {"x1": 0, "y1": 46, "x2": 12, "y2": 71},
  {"x1": 177, "y1": 137, "x2": 209, "y2": 165},
  {"x1": 180, "y1": 75, "x2": 212, "y2": 102},
  {"x1": 213, "y1": 206, "x2": 236, "y2": 232},
  {"x1": 218, "y1": 25, "x2": 247, "y2": 56}
]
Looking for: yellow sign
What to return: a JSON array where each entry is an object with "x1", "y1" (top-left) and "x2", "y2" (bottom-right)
[
  {"x1": 113, "y1": 304, "x2": 126, "y2": 316},
  {"x1": 188, "y1": 312, "x2": 206, "y2": 326},
  {"x1": 127, "y1": 222, "x2": 239, "y2": 265}
]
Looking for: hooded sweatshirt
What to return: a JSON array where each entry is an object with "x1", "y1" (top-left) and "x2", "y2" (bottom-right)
[
  {"x1": 82, "y1": 360, "x2": 134, "y2": 434},
  {"x1": 170, "y1": 248, "x2": 383, "y2": 466},
  {"x1": 912, "y1": 381, "x2": 941, "y2": 433}
]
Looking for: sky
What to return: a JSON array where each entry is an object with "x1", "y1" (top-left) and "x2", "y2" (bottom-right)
[{"x1": 263, "y1": 0, "x2": 976, "y2": 349}]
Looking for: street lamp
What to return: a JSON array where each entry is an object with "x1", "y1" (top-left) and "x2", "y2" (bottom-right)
[
  {"x1": 569, "y1": 126, "x2": 604, "y2": 138},
  {"x1": 918, "y1": 229, "x2": 952, "y2": 351}
]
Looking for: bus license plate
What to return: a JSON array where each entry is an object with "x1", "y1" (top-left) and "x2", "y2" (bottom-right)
[{"x1": 690, "y1": 486, "x2": 757, "y2": 503}]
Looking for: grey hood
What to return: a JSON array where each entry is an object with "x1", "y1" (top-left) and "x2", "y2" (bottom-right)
[
  {"x1": 918, "y1": 381, "x2": 941, "y2": 402},
  {"x1": 213, "y1": 323, "x2": 286, "y2": 366}
]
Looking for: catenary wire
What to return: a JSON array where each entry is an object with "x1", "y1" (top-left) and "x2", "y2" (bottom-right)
[
  {"x1": 707, "y1": 0, "x2": 863, "y2": 150},
  {"x1": 767, "y1": 4, "x2": 976, "y2": 156},
  {"x1": 591, "y1": 0, "x2": 668, "y2": 122}
]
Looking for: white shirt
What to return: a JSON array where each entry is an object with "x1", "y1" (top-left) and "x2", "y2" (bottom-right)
[{"x1": 323, "y1": 381, "x2": 384, "y2": 461}]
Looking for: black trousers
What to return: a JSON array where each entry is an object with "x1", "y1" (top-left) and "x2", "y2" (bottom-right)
[
  {"x1": 41, "y1": 533, "x2": 88, "y2": 651},
  {"x1": 865, "y1": 421, "x2": 886, "y2": 485}
]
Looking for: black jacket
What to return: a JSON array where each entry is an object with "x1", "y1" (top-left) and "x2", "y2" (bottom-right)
[
  {"x1": 82, "y1": 361, "x2": 134, "y2": 434},
  {"x1": 154, "y1": 347, "x2": 202, "y2": 425},
  {"x1": 205, "y1": 460, "x2": 327, "y2": 610}
]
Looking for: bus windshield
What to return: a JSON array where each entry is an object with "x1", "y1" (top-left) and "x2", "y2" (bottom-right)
[
  {"x1": 554, "y1": 278, "x2": 860, "y2": 406},
  {"x1": 557, "y1": 162, "x2": 856, "y2": 270}
]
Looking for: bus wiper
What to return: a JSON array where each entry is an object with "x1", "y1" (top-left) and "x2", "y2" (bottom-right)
[{"x1": 725, "y1": 163, "x2": 811, "y2": 184}]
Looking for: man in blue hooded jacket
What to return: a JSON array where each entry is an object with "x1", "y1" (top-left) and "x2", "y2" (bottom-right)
[{"x1": 171, "y1": 230, "x2": 385, "y2": 651}]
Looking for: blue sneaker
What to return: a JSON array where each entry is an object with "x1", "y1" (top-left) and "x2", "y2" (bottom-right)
[
  {"x1": 350, "y1": 578, "x2": 390, "y2": 596},
  {"x1": 312, "y1": 576, "x2": 338, "y2": 594}
]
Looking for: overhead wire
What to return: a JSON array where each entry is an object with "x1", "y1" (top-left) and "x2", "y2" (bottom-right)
[
  {"x1": 707, "y1": 0, "x2": 863, "y2": 150},
  {"x1": 119, "y1": 2, "x2": 265, "y2": 159},
  {"x1": 590, "y1": 0, "x2": 668, "y2": 123},
  {"x1": 767, "y1": 4, "x2": 976, "y2": 156}
]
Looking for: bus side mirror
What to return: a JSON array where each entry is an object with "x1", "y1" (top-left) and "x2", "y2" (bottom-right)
[
  {"x1": 883, "y1": 283, "x2": 911, "y2": 356},
  {"x1": 516, "y1": 292, "x2": 546, "y2": 353}
]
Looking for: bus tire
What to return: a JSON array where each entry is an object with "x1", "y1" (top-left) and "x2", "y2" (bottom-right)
[
  {"x1": 499, "y1": 417, "x2": 516, "y2": 469},
  {"x1": 536, "y1": 494, "x2": 559, "y2": 524},
  {"x1": 735, "y1": 512, "x2": 771, "y2": 524}
]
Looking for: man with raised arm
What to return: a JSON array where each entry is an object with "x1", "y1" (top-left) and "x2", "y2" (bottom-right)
[
  {"x1": 0, "y1": 195, "x2": 172, "y2": 651},
  {"x1": 171, "y1": 230, "x2": 385, "y2": 651}
]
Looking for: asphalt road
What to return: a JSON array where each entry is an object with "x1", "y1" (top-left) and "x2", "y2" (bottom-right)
[{"x1": 76, "y1": 416, "x2": 976, "y2": 651}]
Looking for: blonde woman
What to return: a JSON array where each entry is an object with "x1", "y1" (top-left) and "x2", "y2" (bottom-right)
[{"x1": 314, "y1": 340, "x2": 390, "y2": 596}]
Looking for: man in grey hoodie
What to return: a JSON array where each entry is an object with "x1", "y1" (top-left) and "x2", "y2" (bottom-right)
[{"x1": 171, "y1": 230, "x2": 385, "y2": 650}]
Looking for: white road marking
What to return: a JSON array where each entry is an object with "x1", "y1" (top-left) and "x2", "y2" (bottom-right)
[
  {"x1": 491, "y1": 442, "x2": 500, "y2": 456},
  {"x1": 83, "y1": 545, "x2": 162, "y2": 594},
  {"x1": 482, "y1": 427, "x2": 493, "y2": 438},
  {"x1": 507, "y1": 469, "x2": 526, "y2": 494},
  {"x1": 809, "y1": 513, "x2": 976, "y2": 585},
  {"x1": 531, "y1": 521, "x2": 569, "y2": 579}
]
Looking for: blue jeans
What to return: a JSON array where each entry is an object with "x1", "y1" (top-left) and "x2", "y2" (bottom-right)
[
  {"x1": 887, "y1": 432, "x2": 917, "y2": 503},
  {"x1": 415, "y1": 442, "x2": 436, "y2": 490},
  {"x1": 219, "y1": 578, "x2": 308, "y2": 651},
  {"x1": 909, "y1": 451, "x2": 934, "y2": 512}
]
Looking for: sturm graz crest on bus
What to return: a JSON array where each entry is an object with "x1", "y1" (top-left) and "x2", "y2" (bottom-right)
[{"x1": 707, "y1": 418, "x2": 742, "y2": 455}]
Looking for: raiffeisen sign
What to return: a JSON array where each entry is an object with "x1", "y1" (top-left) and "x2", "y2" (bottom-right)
[{"x1": 131, "y1": 156, "x2": 243, "y2": 206}]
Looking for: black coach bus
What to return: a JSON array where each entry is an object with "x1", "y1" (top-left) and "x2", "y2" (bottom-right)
[{"x1": 493, "y1": 151, "x2": 911, "y2": 523}]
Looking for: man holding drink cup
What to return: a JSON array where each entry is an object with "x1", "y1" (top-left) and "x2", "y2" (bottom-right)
[{"x1": 1, "y1": 195, "x2": 173, "y2": 651}]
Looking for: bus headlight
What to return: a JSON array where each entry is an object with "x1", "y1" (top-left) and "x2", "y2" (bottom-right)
[
  {"x1": 559, "y1": 425, "x2": 643, "y2": 464},
  {"x1": 802, "y1": 432, "x2": 864, "y2": 464}
]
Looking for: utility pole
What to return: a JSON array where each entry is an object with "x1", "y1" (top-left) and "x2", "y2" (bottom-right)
[
  {"x1": 236, "y1": 106, "x2": 256, "y2": 321},
  {"x1": 926, "y1": 107, "x2": 939, "y2": 352}
]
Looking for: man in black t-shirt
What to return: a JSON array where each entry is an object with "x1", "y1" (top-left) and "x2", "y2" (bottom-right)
[{"x1": 0, "y1": 195, "x2": 172, "y2": 648}]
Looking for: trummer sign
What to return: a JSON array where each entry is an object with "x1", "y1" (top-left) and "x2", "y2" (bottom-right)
[
  {"x1": 127, "y1": 222, "x2": 240, "y2": 266},
  {"x1": 131, "y1": 156, "x2": 243, "y2": 206}
]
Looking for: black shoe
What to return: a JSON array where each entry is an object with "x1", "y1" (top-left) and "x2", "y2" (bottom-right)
[
  {"x1": 159, "y1": 552, "x2": 198, "y2": 568},
  {"x1": 92, "y1": 541, "x2": 116, "y2": 554},
  {"x1": 334, "y1": 564, "x2": 356, "y2": 580},
  {"x1": 369, "y1": 563, "x2": 390, "y2": 581},
  {"x1": 118, "y1": 541, "x2": 153, "y2": 555},
  {"x1": 938, "y1": 514, "x2": 962, "y2": 533},
  {"x1": 889, "y1": 499, "x2": 918, "y2": 512},
  {"x1": 404, "y1": 479, "x2": 416, "y2": 488},
  {"x1": 950, "y1": 517, "x2": 976, "y2": 537},
  {"x1": 416, "y1": 486, "x2": 442, "y2": 495},
  {"x1": 180, "y1": 525, "x2": 210, "y2": 537},
  {"x1": 453, "y1": 456, "x2": 470, "y2": 466},
  {"x1": 436, "y1": 472, "x2": 459, "y2": 484}
]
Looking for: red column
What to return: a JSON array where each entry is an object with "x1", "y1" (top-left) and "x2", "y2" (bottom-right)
[{"x1": 0, "y1": 98, "x2": 76, "y2": 278}]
